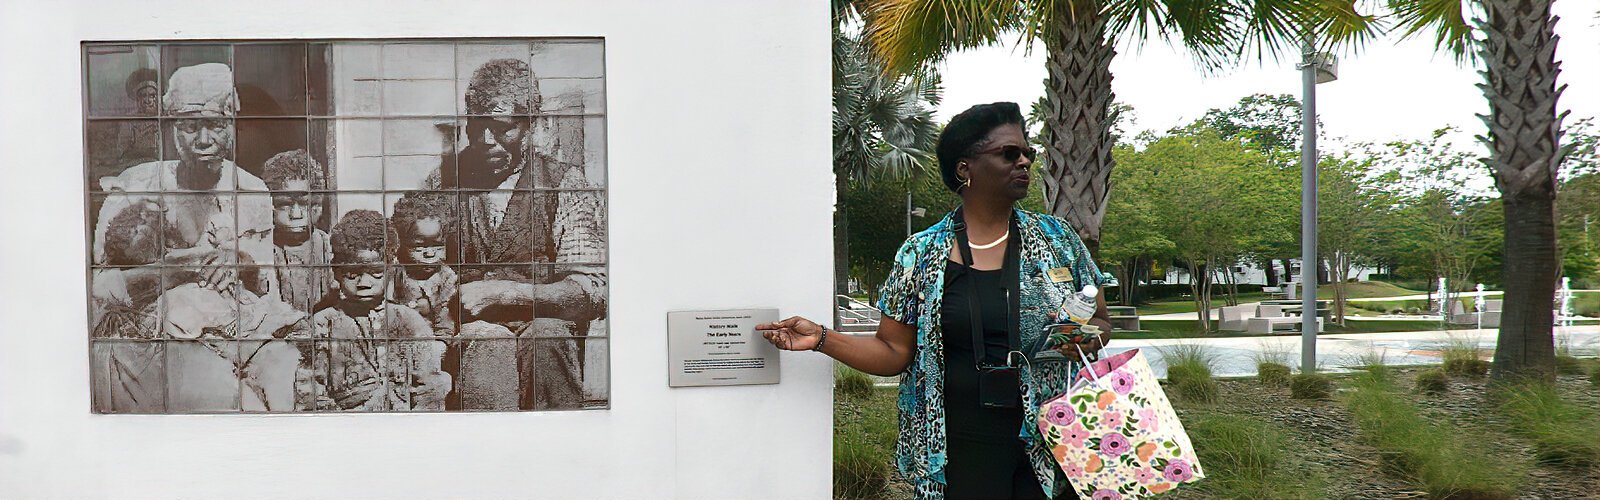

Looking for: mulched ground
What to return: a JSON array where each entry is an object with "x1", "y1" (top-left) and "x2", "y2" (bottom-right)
[
  {"x1": 847, "y1": 368, "x2": 1600, "y2": 499},
  {"x1": 1172, "y1": 368, "x2": 1599, "y2": 500}
]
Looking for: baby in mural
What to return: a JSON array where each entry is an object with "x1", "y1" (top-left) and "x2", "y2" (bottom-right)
[
  {"x1": 307, "y1": 210, "x2": 450, "y2": 411},
  {"x1": 90, "y1": 201, "x2": 307, "y2": 413}
]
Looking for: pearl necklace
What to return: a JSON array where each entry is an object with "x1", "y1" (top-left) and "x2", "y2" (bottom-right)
[{"x1": 968, "y1": 230, "x2": 1009, "y2": 250}]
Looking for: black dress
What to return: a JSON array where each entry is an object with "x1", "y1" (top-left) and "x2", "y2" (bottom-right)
[{"x1": 941, "y1": 260, "x2": 1049, "y2": 500}]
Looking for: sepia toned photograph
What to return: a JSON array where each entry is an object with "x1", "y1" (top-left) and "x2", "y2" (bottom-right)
[{"x1": 84, "y1": 39, "x2": 608, "y2": 414}]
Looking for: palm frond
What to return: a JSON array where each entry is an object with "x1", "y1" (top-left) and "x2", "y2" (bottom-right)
[
  {"x1": 859, "y1": 0, "x2": 1028, "y2": 76},
  {"x1": 1386, "y1": 0, "x2": 1475, "y2": 63}
]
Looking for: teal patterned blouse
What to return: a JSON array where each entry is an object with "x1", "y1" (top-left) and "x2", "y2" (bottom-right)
[{"x1": 876, "y1": 208, "x2": 1116, "y2": 500}]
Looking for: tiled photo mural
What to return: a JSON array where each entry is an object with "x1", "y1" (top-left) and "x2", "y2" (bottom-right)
[{"x1": 83, "y1": 40, "x2": 608, "y2": 413}]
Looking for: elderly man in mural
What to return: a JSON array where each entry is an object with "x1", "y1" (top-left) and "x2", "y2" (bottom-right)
[
  {"x1": 427, "y1": 58, "x2": 606, "y2": 410},
  {"x1": 89, "y1": 62, "x2": 303, "y2": 412}
]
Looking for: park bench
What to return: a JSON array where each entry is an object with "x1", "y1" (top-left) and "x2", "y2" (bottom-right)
[
  {"x1": 1218, "y1": 304, "x2": 1253, "y2": 331},
  {"x1": 1246, "y1": 316, "x2": 1324, "y2": 334},
  {"x1": 1106, "y1": 305, "x2": 1141, "y2": 332}
]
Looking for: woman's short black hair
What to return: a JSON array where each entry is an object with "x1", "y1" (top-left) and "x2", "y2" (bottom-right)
[{"x1": 936, "y1": 102, "x2": 1027, "y2": 193}]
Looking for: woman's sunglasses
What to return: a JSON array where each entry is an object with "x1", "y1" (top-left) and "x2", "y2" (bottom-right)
[{"x1": 973, "y1": 144, "x2": 1037, "y2": 163}]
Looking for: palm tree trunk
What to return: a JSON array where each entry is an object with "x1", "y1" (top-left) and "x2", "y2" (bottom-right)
[
  {"x1": 1039, "y1": 6, "x2": 1116, "y2": 259},
  {"x1": 1482, "y1": 0, "x2": 1564, "y2": 383}
]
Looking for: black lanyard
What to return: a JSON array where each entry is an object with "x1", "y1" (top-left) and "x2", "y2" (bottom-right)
[{"x1": 952, "y1": 207, "x2": 1022, "y2": 371}]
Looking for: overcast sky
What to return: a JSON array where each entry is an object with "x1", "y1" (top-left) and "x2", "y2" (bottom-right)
[{"x1": 933, "y1": 2, "x2": 1600, "y2": 149}]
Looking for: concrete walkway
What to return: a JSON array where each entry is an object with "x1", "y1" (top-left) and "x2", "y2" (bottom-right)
[
  {"x1": 1143, "y1": 303, "x2": 1438, "y2": 321},
  {"x1": 1103, "y1": 325, "x2": 1600, "y2": 378}
]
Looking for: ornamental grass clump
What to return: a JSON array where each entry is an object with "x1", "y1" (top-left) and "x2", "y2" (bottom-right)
[
  {"x1": 1440, "y1": 336, "x2": 1490, "y2": 378},
  {"x1": 833, "y1": 384, "x2": 898, "y2": 500},
  {"x1": 1415, "y1": 368, "x2": 1450, "y2": 395},
  {"x1": 1161, "y1": 343, "x2": 1220, "y2": 405},
  {"x1": 1257, "y1": 362, "x2": 1292, "y2": 387},
  {"x1": 1345, "y1": 376, "x2": 1519, "y2": 498},
  {"x1": 1186, "y1": 414, "x2": 1325, "y2": 499},
  {"x1": 835, "y1": 364, "x2": 874, "y2": 399},
  {"x1": 1497, "y1": 382, "x2": 1600, "y2": 467},
  {"x1": 1289, "y1": 373, "x2": 1333, "y2": 400},
  {"x1": 1554, "y1": 355, "x2": 1586, "y2": 376}
]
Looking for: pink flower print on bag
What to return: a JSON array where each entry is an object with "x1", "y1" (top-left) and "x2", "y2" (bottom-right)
[
  {"x1": 1063, "y1": 460, "x2": 1085, "y2": 478},
  {"x1": 1134, "y1": 467, "x2": 1157, "y2": 484},
  {"x1": 1104, "y1": 409, "x2": 1124, "y2": 429},
  {"x1": 1063, "y1": 421, "x2": 1091, "y2": 448},
  {"x1": 1045, "y1": 400, "x2": 1077, "y2": 426},
  {"x1": 1091, "y1": 490, "x2": 1122, "y2": 500},
  {"x1": 1110, "y1": 370, "x2": 1136, "y2": 394},
  {"x1": 1163, "y1": 459, "x2": 1196, "y2": 482},
  {"x1": 1099, "y1": 433, "x2": 1132, "y2": 457},
  {"x1": 1137, "y1": 407, "x2": 1160, "y2": 432}
]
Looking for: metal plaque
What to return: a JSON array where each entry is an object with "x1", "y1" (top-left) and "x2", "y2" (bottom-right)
[{"x1": 667, "y1": 309, "x2": 780, "y2": 387}]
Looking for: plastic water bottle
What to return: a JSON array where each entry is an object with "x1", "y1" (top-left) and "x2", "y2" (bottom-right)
[{"x1": 1059, "y1": 285, "x2": 1099, "y2": 325}]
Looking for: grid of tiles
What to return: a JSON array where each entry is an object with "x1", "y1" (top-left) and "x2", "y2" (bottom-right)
[{"x1": 83, "y1": 39, "x2": 608, "y2": 414}]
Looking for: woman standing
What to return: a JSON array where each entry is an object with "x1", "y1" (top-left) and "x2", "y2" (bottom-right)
[{"x1": 760, "y1": 102, "x2": 1115, "y2": 500}]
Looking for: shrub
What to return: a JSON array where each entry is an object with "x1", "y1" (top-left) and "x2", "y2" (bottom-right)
[
  {"x1": 1162, "y1": 344, "x2": 1220, "y2": 404},
  {"x1": 1345, "y1": 376, "x2": 1520, "y2": 498},
  {"x1": 1290, "y1": 373, "x2": 1333, "y2": 400},
  {"x1": 1257, "y1": 362, "x2": 1292, "y2": 387},
  {"x1": 1415, "y1": 368, "x2": 1449, "y2": 395},
  {"x1": 1186, "y1": 414, "x2": 1325, "y2": 499},
  {"x1": 835, "y1": 364, "x2": 874, "y2": 399},
  {"x1": 1498, "y1": 383, "x2": 1600, "y2": 467}
]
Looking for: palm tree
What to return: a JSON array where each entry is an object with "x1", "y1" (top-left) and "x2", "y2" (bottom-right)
[
  {"x1": 1387, "y1": 0, "x2": 1570, "y2": 383},
  {"x1": 857, "y1": 0, "x2": 1375, "y2": 258},
  {"x1": 833, "y1": 1, "x2": 942, "y2": 300}
]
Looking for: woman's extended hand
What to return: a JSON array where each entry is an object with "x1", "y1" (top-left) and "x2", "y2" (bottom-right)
[{"x1": 757, "y1": 316, "x2": 825, "y2": 351}]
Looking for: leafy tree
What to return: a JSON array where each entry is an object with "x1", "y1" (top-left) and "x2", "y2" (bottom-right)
[
  {"x1": 1364, "y1": 129, "x2": 1503, "y2": 314},
  {"x1": 1115, "y1": 129, "x2": 1280, "y2": 332},
  {"x1": 1317, "y1": 156, "x2": 1388, "y2": 325},
  {"x1": 1192, "y1": 94, "x2": 1311, "y2": 287}
]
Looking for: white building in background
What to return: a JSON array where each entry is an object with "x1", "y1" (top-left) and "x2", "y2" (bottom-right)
[{"x1": 1161, "y1": 258, "x2": 1381, "y2": 286}]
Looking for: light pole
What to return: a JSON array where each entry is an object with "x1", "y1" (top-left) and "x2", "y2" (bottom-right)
[{"x1": 1300, "y1": 41, "x2": 1336, "y2": 373}]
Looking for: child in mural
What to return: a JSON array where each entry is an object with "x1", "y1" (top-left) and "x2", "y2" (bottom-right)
[
  {"x1": 306, "y1": 210, "x2": 450, "y2": 411},
  {"x1": 387, "y1": 191, "x2": 523, "y2": 410},
  {"x1": 388, "y1": 191, "x2": 458, "y2": 336},
  {"x1": 260, "y1": 149, "x2": 334, "y2": 313},
  {"x1": 89, "y1": 201, "x2": 306, "y2": 413}
]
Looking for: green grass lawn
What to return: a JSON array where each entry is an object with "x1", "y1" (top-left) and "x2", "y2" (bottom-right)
[
  {"x1": 1129, "y1": 281, "x2": 1424, "y2": 317},
  {"x1": 1317, "y1": 281, "x2": 1424, "y2": 300}
]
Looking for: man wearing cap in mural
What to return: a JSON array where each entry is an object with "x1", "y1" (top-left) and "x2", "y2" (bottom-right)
[
  {"x1": 427, "y1": 58, "x2": 607, "y2": 410},
  {"x1": 89, "y1": 63, "x2": 300, "y2": 413},
  {"x1": 113, "y1": 68, "x2": 162, "y2": 165}
]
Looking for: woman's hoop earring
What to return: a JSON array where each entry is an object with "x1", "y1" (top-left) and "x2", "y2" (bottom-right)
[{"x1": 957, "y1": 163, "x2": 970, "y2": 190}]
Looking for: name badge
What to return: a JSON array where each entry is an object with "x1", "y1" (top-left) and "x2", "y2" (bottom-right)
[{"x1": 1046, "y1": 267, "x2": 1075, "y2": 283}]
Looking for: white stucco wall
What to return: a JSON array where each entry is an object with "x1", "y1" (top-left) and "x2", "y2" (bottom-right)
[{"x1": 0, "y1": 1, "x2": 834, "y2": 498}]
